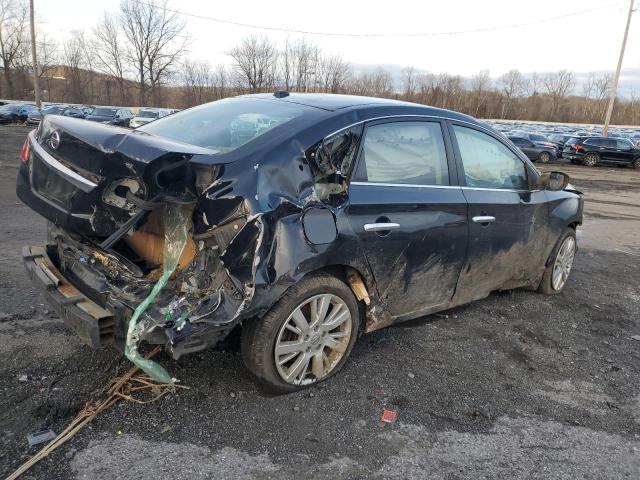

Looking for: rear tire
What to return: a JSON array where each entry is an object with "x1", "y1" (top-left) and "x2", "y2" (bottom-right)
[
  {"x1": 538, "y1": 151, "x2": 551, "y2": 163},
  {"x1": 539, "y1": 228, "x2": 577, "y2": 295},
  {"x1": 583, "y1": 152, "x2": 599, "y2": 167},
  {"x1": 570, "y1": 159, "x2": 579, "y2": 165},
  {"x1": 241, "y1": 273, "x2": 360, "y2": 393},
  {"x1": 632, "y1": 158, "x2": 640, "y2": 169}
]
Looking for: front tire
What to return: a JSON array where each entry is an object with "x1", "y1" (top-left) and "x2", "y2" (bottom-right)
[
  {"x1": 241, "y1": 273, "x2": 360, "y2": 393},
  {"x1": 632, "y1": 158, "x2": 640, "y2": 169},
  {"x1": 539, "y1": 228, "x2": 577, "y2": 295}
]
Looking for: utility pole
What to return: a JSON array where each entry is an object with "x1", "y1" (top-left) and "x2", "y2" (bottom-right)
[
  {"x1": 29, "y1": 0, "x2": 41, "y2": 108},
  {"x1": 603, "y1": 0, "x2": 635, "y2": 136}
]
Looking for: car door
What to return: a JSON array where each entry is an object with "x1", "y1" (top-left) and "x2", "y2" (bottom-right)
[
  {"x1": 448, "y1": 123, "x2": 550, "y2": 305},
  {"x1": 347, "y1": 118, "x2": 468, "y2": 321},
  {"x1": 612, "y1": 139, "x2": 635, "y2": 164},
  {"x1": 519, "y1": 139, "x2": 538, "y2": 160}
]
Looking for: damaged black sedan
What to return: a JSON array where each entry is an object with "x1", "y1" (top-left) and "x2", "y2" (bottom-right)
[{"x1": 17, "y1": 93, "x2": 583, "y2": 392}]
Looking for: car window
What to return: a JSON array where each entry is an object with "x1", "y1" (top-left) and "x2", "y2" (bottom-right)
[
  {"x1": 452, "y1": 125, "x2": 528, "y2": 190},
  {"x1": 354, "y1": 121, "x2": 449, "y2": 186},
  {"x1": 585, "y1": 138, "x2": 601, "y2": 146},
  {"x1": 139, "y1": 98, "x2": 305, "y2": 153},
  {"x1": 616, "y1": 139, "x2": 633, "y2": 150}
]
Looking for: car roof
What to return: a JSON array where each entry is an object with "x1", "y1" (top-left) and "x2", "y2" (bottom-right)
[
  {"x1": 243, "y1": 93, "x2": 419, "y2": 111},
  {"x1": 236, "y1": 93, "x2": 482, "y2": 128}
]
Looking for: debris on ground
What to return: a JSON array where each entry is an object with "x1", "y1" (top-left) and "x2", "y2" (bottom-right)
[
  {"x1": 18, "y1": 374, "x2": 28, "y2": 382},
  {"x1": 380, "y1": 409, "x2": 398, "y2": 424},
  {"x1": 26, "y1": 429, "x2": 56, "y2": 447},
  {"x1": 630, "y1": 335, "x2": 640, "y2": 342},
  {"x1": 5, "y1": 347, "x2": 188, "y2": 480}
]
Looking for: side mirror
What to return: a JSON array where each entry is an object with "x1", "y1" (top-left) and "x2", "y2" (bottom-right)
[{"x1": 538, "y1": 171, "x2": 569, "y2": 191}]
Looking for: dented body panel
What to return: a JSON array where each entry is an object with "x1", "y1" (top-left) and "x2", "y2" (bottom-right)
[{"x1": 17, "y1": 93, "x2": 583, "y2": 367}]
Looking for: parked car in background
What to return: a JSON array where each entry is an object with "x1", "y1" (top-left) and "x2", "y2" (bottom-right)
[
  {"x1": 0, "y1": 103, "x2": 30, "y2": 124},
  {"x1": 18, "y1": 104, "x2": 38, "y2": 123},
  {"x1": 62, "y1": 106, "x2": 90, "y2": 119},
  {"x1": 129, "y1": 108, "x2": 172, "y2": 128},
  {"x1": 508, "y1": 136, "x2": 557, "y2": 163},
  {"x1": 17, "y1": 93, "x2": 583, "y2": 392},
  {"x1": 27, "y1": 104, "x2": 68, "y2": 125},
  {"x1": 85, "y1": 106, "x2": 133, "y2": 127},
  {"x1": 512, "y1": 130, "x2": 559, "y2": 154},
  {"x1": 549, "y1": 134, "x2": 573, "y2": 158},
  {"x1": 563, "y1": 136, "x2": 640, "y2": 168}
]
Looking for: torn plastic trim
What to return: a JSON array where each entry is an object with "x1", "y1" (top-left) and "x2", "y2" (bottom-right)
[{"x1": 124, "y1": 203, "x2": 191, "y2": 383}]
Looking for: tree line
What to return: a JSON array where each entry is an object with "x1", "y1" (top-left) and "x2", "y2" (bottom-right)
[{"x1": 1, "y1": 0, "x2": 638, "y2": 125}]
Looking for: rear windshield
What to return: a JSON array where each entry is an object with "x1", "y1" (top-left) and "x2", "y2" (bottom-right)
[
  {"x1": 92, "y1": 108, "x2": 117, "y2": 116},
  {"x1": 138, "y1": 98, "x2": 305, "y2": 152},
  {"x1": 138, "y1": 110, "x2": 159, "y2": 118},
  {"x1": 566, "y1": 137, "x2": 583, "y2": 144}
]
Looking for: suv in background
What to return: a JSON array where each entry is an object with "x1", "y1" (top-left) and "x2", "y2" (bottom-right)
[
  {"x1": 85, "y1": 106, "x2": 134, "y2": 127},
  {"x1": 563, "y1": 137, "x2": 640, "y2": 168}
]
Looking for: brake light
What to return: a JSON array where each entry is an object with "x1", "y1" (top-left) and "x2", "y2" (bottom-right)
[
  {"x1": 575, "y1": 145, "x2": 585, "y2": 152},
  {"x1": 20, "y1": 135, "x2": 30, "y2": 164}
]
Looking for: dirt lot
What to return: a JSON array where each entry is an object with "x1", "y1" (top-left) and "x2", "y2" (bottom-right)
[{"x1": 1, "y1": 124, "x2": 639, "y2": 479}]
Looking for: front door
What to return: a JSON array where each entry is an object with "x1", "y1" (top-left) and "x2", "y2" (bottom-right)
[
  {"x1": 448, "y1": 123, "x2": 549, "y2": 304},
  {"x1": 347, "y1": 119, "x2": 468, "y2": 320}
]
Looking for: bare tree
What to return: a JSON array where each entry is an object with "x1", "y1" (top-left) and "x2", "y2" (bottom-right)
[
  {"x1": 0, "y1": 0, "x2": 28, "y2": 97},
  {"x1": 62, "y1": 30, "x2": 91, "y2": 103},
  {"x1": 229, "y1": 36, "x2": 278, "y2": 92},
  {"x1": 498, "y1": 69, "x2": 526, "y2": 118},
  {"x1": 469, "y1": 70, "x2": 492, "y2": 117},
  {"x1": 317, "y1": 53, "x2": 349, "y2": 93},
  {"x1": 542, "y1": 70, "x2": 574, "y2": 118},
  {"x1": 94, "y1": 12, "x2": 129, "y2": 104},
  {"x1": 402, "y1": 66, "x2": 417, "y2": 100},
  {"x1": 119, "y1": 0, "x2": 187, "y2": 106}
]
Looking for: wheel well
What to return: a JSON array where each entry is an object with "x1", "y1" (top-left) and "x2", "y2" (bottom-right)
[
  {"x1": 568, "y1": 221, "x2": 580, "y2": 230},
  {"x1": 308, "y1": 265, "x2": 372, "y2": 330}
]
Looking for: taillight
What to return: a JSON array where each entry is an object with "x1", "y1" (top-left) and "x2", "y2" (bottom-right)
[
  {"x1": 20, "y1": 135, "x2": 30, "y2": 164},
  {"x1": 575, "y1": 145, "x2": 585, "y2": 152}
]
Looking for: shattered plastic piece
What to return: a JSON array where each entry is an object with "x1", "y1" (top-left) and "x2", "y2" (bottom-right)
[
  {"x1": 380, "y1": 409, "x2": 397, "y2": 424},
  {"x1": 630, "y1": 335, "x2": 640, "y2": 342},
  {"x1": 27, "y1": 429, "x2": 56, "y2": 447},
  {"x1": 124, "y1": 204, "x2": 190, "y2": 384}
]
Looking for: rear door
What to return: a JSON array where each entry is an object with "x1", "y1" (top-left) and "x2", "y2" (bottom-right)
[
  {"x1": 347, "y1": 118, "x2": 468, "y2": 320},
  {"x1": 448, "y1": 123, "x2": 549, "y2": 304},
  {"x1": 611, "y1": 139, "x2": 636, "y2": 164}
]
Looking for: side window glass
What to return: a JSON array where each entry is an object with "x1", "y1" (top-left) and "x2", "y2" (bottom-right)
[
  {"x1": 452, "y1": 125, "x2": 528, "y2": 190},
  {"x1": 354, "y1": 121, "x2": 449, "y2": 186},
  {"x1": 616, "y1": 139, "x2": 632, "y2": 150}
]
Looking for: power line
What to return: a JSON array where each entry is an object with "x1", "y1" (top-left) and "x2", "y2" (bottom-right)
[{"x1": 132, "y1": 0, "x2": 625, "y2": 38}]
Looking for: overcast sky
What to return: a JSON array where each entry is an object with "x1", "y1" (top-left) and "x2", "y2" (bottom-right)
[{"x1": 37, "y1": 0, "x2": 640, "y2": 91}]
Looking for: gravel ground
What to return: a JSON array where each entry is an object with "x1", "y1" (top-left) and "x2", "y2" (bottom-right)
[{"x1": 1, "y1": 125, "x2": 639, "y2": 479}]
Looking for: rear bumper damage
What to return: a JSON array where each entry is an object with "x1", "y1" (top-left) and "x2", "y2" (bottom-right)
[
  {"x1": 23, "y1": 239, "x2": 238, "y2": 359},
  {"x1": 22, "y1": 245, "x2": 118, "y2": 349}
]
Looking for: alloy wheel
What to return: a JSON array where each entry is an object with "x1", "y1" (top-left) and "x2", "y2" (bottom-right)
[
  {"x1": 539, "y1": 152, "x2": 550, "y2": 163},
  {"x1": 274, "y1": 294, "x2": 353, "y2": 385},
  {"x1": 584, "y1": 153, "x2": 598, "y2": 167},
  {"x1": 552, "y1": 236, "x2": 576, "y2": 291}
]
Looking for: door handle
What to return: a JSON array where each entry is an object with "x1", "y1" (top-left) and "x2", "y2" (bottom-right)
[
  {"x1": 472, "y1": 216, "x2": 496, "y2": 224},
  {"x1": 364, "y1": 222, "x2": 400, "y2": 232}
]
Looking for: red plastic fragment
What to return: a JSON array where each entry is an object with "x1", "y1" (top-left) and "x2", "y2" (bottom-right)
[{"x1": 380, "y1": 409, "x2": 397, "y2": 424}]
